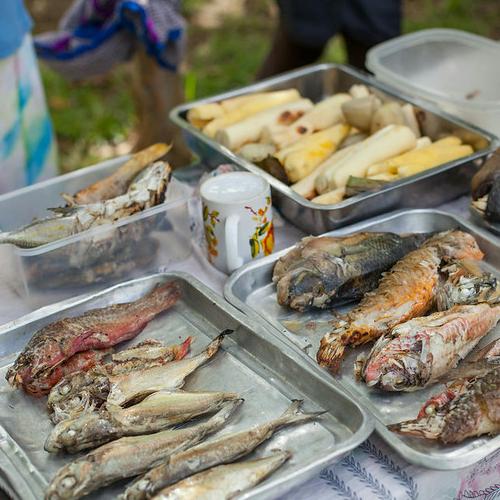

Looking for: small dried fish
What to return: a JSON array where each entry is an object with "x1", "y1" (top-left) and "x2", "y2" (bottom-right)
[
  {"x1": 45, "y1": 390, "x2": 240, "y2": 453},
  {"x1": 66, "y1": 143, "x2": 171, "y2": 205},
  {"x1": 358, "y1": 303, "x2": 500, "y2": 391},
  {"x1": 48, "y1": 337, "x2": 192, "y2": 424},
  {"x1": 7, "y1": 281, "x2": 181, "y2": 396},
  {"x1": 107, "y1": 333, "x2": 227, "y2": 407},
  {"x1": 151, "y1": 451, "x2": 291, "y2": 500},
  {"x1": 317, "y1": 230, "x2": 483, "y2": 373},
  {"x1": 388, "y1": 366, "x2": 500, "y2": 443},
  {"x1": 436, "y1": 260, "x2": 499, "y2": 310},
  {"x1": 45, "y1": 399, "x2": 242, "y2": 500},
  {"x1": 0, "y1": 161, "x2": 171, "y2": 249},
  {"x1": 273, "y1": 232, "x2": 428, "y2": 311},
  {"x1": 121, "y1": 400, "x2": 322, "y2": 499}
]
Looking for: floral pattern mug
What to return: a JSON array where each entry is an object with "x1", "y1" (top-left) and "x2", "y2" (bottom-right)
[{"x1": 200, "y1": 172, "x2": 274, "y2": 274}]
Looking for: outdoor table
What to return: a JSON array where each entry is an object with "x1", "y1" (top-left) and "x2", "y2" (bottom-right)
[{"x1": 0, "y1": 193, "x2": 498, "y2": 500}]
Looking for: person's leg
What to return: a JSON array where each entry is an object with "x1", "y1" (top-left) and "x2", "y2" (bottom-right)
[
  {"x1": 130, "y1": 44, "x2": 192, "y2": 168},
  {"x1": 256, "y1": 21, "x2": 325, "y2": 80},
  {"x1": 340, "y1": 0, "x2": 402, "y2": 70},
  {"x1": 256, "y1": 0, "x2": 344, "y2": 80}
]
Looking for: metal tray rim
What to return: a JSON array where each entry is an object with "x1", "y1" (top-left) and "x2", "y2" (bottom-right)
[
  {"x1": 0, "y1": 271, "x2": 374, "y2": 499},
  {"x1": 171, "y1": 63, "x2": 499, "y2": 211},
  {"x1": 224, "y1": 208, "x2": 500, "y2": 470}
]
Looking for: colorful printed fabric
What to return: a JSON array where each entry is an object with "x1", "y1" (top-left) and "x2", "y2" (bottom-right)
[
  {"x1": 34, "y1": 0, "x2": 185, "y2": 79},
  {"x1": 0, "y1": 35, "x2": 57, "y2": 194}
]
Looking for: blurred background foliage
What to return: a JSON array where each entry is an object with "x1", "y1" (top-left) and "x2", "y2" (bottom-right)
[{"x1": 26, "y1": 0, "x2": 500, "y2": 172}]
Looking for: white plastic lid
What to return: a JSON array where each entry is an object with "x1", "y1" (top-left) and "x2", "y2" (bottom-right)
[{"x1": 366, "y1": 29, "x2": 500, "y2": 110}]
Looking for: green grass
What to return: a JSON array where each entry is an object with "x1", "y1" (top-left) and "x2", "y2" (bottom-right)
[{"x1": 40, "y1": 0, "x2": 499, "y2": 171}]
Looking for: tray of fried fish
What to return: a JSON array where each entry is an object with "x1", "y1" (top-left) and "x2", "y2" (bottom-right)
[
  {"x1": 224, "y1": 208, "x2": 500, "y2": 469},
  {"x1": 0, "y1": 272, "x2": 372, "y2": 500}
]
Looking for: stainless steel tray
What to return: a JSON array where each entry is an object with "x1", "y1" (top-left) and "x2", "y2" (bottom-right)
[
  {"x1": 224, "y1": 209, "x2": 500, "y2": 469},
  {"x1": 171, "y1": 63, "x2": 499, "y2": 234},
  {"x1": 0, "y1": 272, "x2": 373, "y2": 500},
  {"x1": 470, "y1": 206, "x2": 500, "y2": 237}
]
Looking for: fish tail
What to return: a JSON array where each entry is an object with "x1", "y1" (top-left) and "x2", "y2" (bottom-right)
[
  {"x1": 174, "y1": 337, "x2": 193, "y2": 360},
  {"x1": 205, "y1": 398, "x2": 243, "y2": 426},
  {"x1": 387, "y1": 416, "x2": 443, "y2": 440},
  {"x1": 205, "y1": 331, "x2": 231, "y2": 358},
  {"x1": 274, "y1": 400, "x2": 326, "y2": 428},
  {"x1": 317, "y1": 335, "x2": 347, "y2": 374}
]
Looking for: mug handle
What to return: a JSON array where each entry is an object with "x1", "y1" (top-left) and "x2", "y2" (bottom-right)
[{"x1": 225, "y1": 214, "x2": 243, "y2": 273}]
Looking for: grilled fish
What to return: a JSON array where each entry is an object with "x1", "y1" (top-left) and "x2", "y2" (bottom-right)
[
  {"x1": 358, "y1": 304, "x2": 500, "y2": 391},
  {"x1": 388, "y1": 366, "x2": 500, "y2": 443},
  {"x1": 107, "y1": 333, "x2": 227, "y2": 406},
  {"x1": 471, "y1": 148, "x2": 500, "y2": 223},
  {"x1": 317, "y1": 230, "x2": 483, "y2": 373},
  {"x1": 436, "y1": 260, "x2": 499, "y2": 310},
  {"x1": 45, "y1": 390, "x2": 240, "y2": 453},
  {"x1": 151, "y1": 451, "x2": 290, "y2": 500},
  {"x1": 121, "y1": 400, "x2": 322, "y2": 500},
  {"x1": 65, "y1": 143, "x2": 171, "y2": 205},
  {"x1": 45, "y1": 399, "x2": 242, "y2": 500},
  {"x1": 0, "y1": 161, "x2": 171, "y2": 249},
  {"x1": 7, "y1": 281, "x2": 181, "y2": 396},
  {"x1": 273, "y1": 232, "x2": 428, "y2": 311},
  {"x1": 48, "y1": 338, "x2": 192, "y2": 423}
]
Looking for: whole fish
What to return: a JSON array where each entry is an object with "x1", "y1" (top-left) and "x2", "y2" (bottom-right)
[
  {"x1": 436, "y1": 260, "x2": 499, "y2": 310},
  {"x1": 48, "y1": 337, "x2": 193, "y2": 424},
  {"x1": 317, "y1": 230, "x2": 484, "y2": 373},
  {"x1": 388, "y1": 366, "x2": 500, "y2": 443},
  {"x1": 358, "y1": 303, "x2": 500, "y2": 391},
  {"x1": 121, "y1": 400, "x2": 322, "y2": 500},
  {"x1": 7, "y1": 281, "x2": 181, "y2": 396},
  {"x1": 107, "y1": 333, "x2": 227, "y2": 407},
  {"x1": 273, "y1": 232, "x2": 429, "y2": 311},
  {"x1": 45, "y1": 390, "x2": 240, "y2": 453},
  {"x1": 65, "y1": 143, "x2": 171, "y2": 205},
  {"x1": 0, "y1": 161, "x2": 171, "y2": 249},
  {"x1": 151, "y1": 451, "x2": 291, "y2": 500},
  {"x1": 45, "y1": 399, "x2": 242, "y2": 500}
]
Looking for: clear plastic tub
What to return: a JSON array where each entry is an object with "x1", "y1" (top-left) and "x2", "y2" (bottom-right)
[
  {"x1": 0, "y1": 156, "x2": 192, "y2": 308},
  {"x1": 366, "y1": 29, "x2": 500, "y2": 137}
]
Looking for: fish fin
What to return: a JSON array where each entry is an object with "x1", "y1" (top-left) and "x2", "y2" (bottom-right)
[
  {"x1": 274, "y1": 399, "x2": 326, "y2": 428},
  {"x1": 48, "y1": 206, "x2": 76, "y2": 216},
  {"x1": 61, "y1": 193, "x2": 76, "y2": 206},
  {"x1": 174, "y1": 336, "x2": 193, "y2": 360},
  {"x1": 317, "y1": 335, "x2": 347, "y2": 374}
]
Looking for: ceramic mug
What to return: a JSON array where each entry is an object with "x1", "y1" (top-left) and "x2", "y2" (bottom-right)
[{"x1": 200, "y1": 172, "x2": 274, "y2": 274}]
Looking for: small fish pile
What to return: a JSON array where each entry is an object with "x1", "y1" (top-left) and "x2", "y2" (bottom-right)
[
  {"x1": 273, "y1": 231, "x2": 428, "y2": 311},
  {"x1": 7, "y1": 284, "x2": 324, "y2": 499},
  {"x1": 41, "y1": 332, "x2": 322, "y2": 499},
  {"x1": 6, "y1": 281, "x2": 182, "y2": 396},
  {"x1": 0, "y1": 160, "x2": 171, "y2": 249},
  {"x1": 317, "y1": 230, "x2": 484, "y2": 372},
  {"x1": 388, "y1": 363, "x2": 500, "y2": 443}
]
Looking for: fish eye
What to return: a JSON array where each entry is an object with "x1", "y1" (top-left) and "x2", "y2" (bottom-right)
[
  {"x1": 60, "y1": 475, "x2": 76, "y2": 491},
  {"x1": 59, "y1": 385, "x2": 71, "y2": 395}
]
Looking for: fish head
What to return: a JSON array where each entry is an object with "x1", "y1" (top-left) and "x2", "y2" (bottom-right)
[{"x1": 45, "y1": 460, "x2": 94, "y2": 500}]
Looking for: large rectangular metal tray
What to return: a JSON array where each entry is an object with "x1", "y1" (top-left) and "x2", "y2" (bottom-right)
[
  {"x1": 171, "y1": 63, "x2": 498, "y2": 234},
  {"x1": 224, "y1": 209, "x2": 500, "y2": 469},
  {"x1": 0, "y1": 272, "x2": 372, "y2": 500}
]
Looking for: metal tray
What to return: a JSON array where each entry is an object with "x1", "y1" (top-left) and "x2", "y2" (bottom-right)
[
  {"x1": 0, "y1": 272, "x2": 373, "y2": 500},
  {"x1": 470, "y1": 206, "x2": 500, "y2": 237},
  {"x1": 171, "y1": 63, "x2": 498, "y2": 234},
  {"x1": 224, "y1": 209, "x2": 500, "y2": 469}
]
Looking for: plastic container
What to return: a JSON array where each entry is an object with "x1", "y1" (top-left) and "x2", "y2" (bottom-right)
[
  {"x1": 0, "y1": 156, "x2": 192, "y2": 308},
  {"x1": 367, "y1": 29, "x2": 500, "y2": 137}
]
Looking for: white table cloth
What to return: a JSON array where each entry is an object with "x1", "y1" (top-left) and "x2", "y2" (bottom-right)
[{"x1": 0, "y1": 193, "x2": 498, "y2": 500}]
